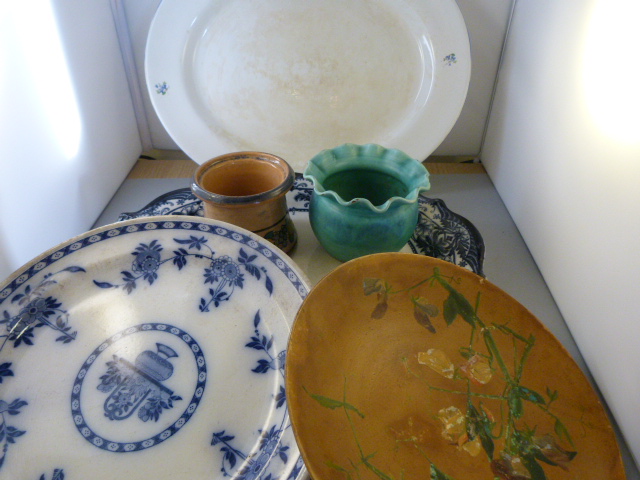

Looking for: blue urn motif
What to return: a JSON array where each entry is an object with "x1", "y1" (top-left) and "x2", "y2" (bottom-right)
[{"x1": 98, "y1": 343, "x2": 182, "y2": 422}]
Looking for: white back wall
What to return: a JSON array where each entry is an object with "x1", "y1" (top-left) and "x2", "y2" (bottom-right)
[
  {"x1": 0, "y1": 0, "x2": 142, "y2": 280},
  {"x1": 482, "y1": 0, "x2": 640, "y2": 465},
  {"x1": 120, "y1": 0, "x2": 515, "y2": 157},
  {"x1": 0, "y1": 0, "x2": 516, "y2": 277}
]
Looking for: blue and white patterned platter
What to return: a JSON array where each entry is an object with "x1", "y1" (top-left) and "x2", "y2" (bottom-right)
[
  {"x1": 119, "y1": 176, "x2": 485, "y2": 280},
  {"x1": 0, "y1": 216, "x2": 309, "y2": 479}
]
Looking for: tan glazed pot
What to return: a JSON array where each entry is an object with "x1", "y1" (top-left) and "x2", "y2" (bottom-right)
[{"x1": 191, "y1": 151, "x2": 297, "y2": 253}]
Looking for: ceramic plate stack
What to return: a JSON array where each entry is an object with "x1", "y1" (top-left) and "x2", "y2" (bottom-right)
[
  {"x1": 145, "y1": 0, "x2": 471, "y2": 172},
  {"x1": 0, "y1": 217, "x2": 309, "y2": 479}
]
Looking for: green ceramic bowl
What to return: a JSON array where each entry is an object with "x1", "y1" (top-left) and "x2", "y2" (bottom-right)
[{"x1": 303, "y1": 143, "x2": 430, "y2": 262}]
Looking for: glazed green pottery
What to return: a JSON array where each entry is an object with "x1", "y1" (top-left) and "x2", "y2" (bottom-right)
[{"x1": 303, "y1": 143, "x2": 430, "y2": 261}]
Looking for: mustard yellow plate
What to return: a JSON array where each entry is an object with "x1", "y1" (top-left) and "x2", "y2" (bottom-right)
[{"x1": 285, "y1": 253, "x2": 625, "y2": 480}]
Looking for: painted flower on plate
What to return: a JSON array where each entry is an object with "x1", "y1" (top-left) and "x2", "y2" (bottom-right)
[
  {"x1": 205, "y1": 256, "x2": 242, "y2": 285},
  {"x1": 131, "y1": 240, "x2": 163, "y2": 282},
  {"x1": 460, "y1": 354, "x2": 493, "y2": 385},
  {"x1": 418, "y1": 348, "x2": 454, "y2": 379},
  {"x1": 11, "y1": 297, "x2": 59, "y2": 329}
]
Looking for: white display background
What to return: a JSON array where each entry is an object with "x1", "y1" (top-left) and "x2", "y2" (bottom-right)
[
  {"x1": 1, "y1": 0, "x2": 640, "y2": 473},
  {"x1": 0, "y1": 0, "x2": 141, "y2": 279},
  {"x1": 0, "y1": 0, "x2": 515, "y2": 279},
  {"x1": 483, "y1": 0, "x2": 640, "y2": 467}
]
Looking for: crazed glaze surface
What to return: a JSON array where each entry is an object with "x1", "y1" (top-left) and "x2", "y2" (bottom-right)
[
  {"x1": 286, "y1": 253, "x2": 626, "y2": 480},
  {"x1": 0, "y1": 216, "x2": 309, "y2": 479},
  {"x1": 146, "y1": 0, "x2": 471, "y2": 171}
]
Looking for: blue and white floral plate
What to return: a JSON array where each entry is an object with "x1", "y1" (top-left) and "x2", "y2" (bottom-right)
[
  {"x1": 119, "y1": 176, "x2": 485, "y2": 281},
  {"x1": 0, "y1": 217, "x2": 309, "y2": 479}
]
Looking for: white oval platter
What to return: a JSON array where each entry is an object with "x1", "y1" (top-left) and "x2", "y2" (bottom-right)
[
  {"x1": 0, "y1": 216, "x2": 309, "y2": 479},
  {"x1": 145, "y1": 0, "x2": 471, "y2": 172}
]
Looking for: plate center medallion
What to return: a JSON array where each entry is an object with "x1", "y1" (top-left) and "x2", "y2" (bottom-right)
[{"x1": 71, "y1": 323, "x2": 206, "y2": 452}]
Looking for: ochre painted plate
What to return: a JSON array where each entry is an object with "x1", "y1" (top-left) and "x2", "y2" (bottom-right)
[{"x1": 285, "y1": 253, "x2": 625, "y2": 480}]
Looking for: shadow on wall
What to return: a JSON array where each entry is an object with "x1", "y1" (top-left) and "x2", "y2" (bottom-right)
[
  {"x1": 0, "y1": 232, "x2": 14, "y2": 281},
  {"x1": 0, "y1": 0, "x2": 142, "y2": 282},
  {"x1": 481, "y1": 0, "x2": 640, "y2": 473}
]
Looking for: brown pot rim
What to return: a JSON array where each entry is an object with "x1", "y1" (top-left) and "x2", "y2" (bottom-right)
[{"x1": 191, "y1": 151, "x2": 294, "y2": 205}]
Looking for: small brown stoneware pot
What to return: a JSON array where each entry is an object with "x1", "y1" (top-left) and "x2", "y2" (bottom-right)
[{"x1": 191, "y1": 152, "x2": 297, "y2": 253}]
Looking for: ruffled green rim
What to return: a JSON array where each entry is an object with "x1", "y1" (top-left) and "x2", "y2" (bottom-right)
[{"x1": 303, "y1": 143, "x2": 431, "y2": 213}]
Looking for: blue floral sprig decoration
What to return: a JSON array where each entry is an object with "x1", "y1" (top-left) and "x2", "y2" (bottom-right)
[
  {"x1": 0, "y1": 363, "x2": 12, "y2": 385},
  {"x1": 0, "y1": 267, "x2": 83, "y2": 354},
  {"x1": 39, "y1": 469, "x2": 64, "y2": 480},
  {"x1": 155, "y1": 81, "x2": 169, "y2": 95},
  {"x1": 211, "y1": 430, "x2": 242, "y2": 474},
  {"x1": 211, "y1": 425, "x2": 288, "y2": 479},
  {"x1": 444, "y1": 53, "x2": 457, "y2": 66},
  {"x1": 245, "y1": 310, "x2": 285, "y2": 376},
  {"x1": 0, "y1": 397, "x2": 28, "y2": 469},
  {"x1": 210, "y1": 308, "x2": 291, "y2": 478},
  {"x1": 94, "y1": 236, "x2": 274, "y2": 312}
]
